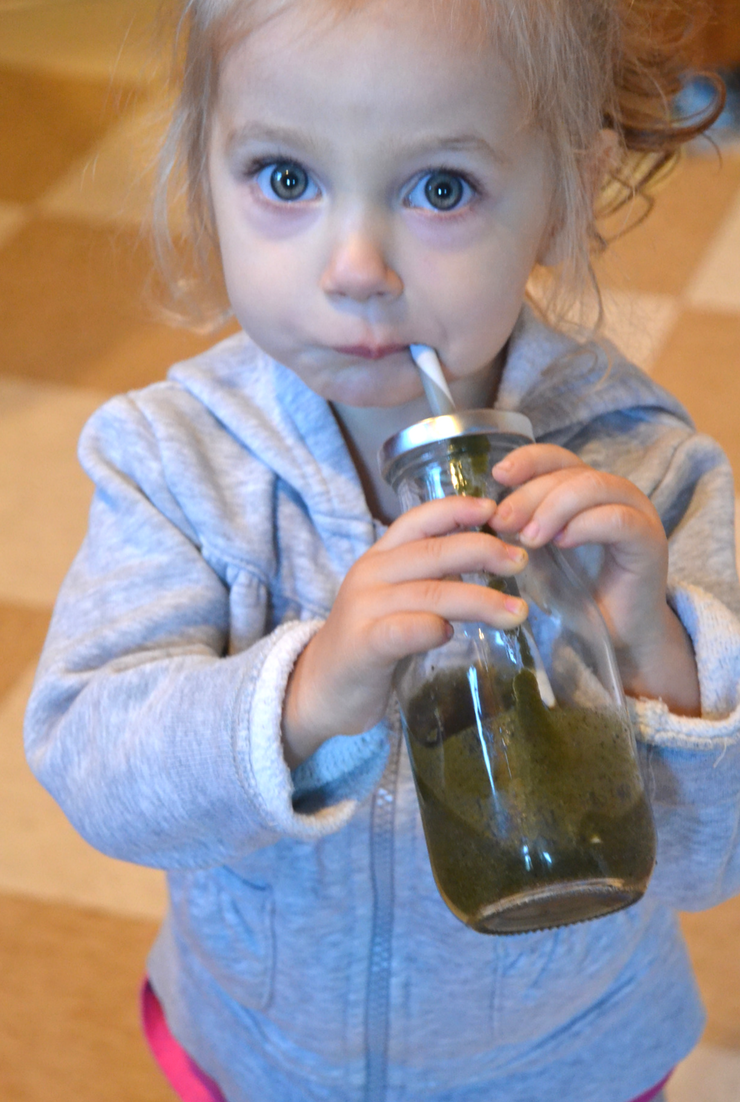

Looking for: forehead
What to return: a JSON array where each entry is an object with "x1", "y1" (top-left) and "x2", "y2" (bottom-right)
[
  {"x1": 213, "y1": 0, "x2": 524, "y2": 144},
  {"x1": 214, "y1": 0, "x2": 490, "y2": 50}
]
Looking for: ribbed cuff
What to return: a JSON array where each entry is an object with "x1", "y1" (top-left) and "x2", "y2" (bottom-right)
[{"x1": 239, "y1": 619, "x2": 385, "y2": 839}]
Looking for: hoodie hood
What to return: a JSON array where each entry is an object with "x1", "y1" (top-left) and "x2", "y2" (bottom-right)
[
  {"x1": 165, "y1": 305, "x2": 694, "y2": 554},
  {"x1": 496, "y1": 308, "x2": 693, "y2": 442}
]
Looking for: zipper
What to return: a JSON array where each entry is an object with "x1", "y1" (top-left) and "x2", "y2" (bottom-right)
[{"x1": 363, "y1": 730, "x2": 401, "y2": 1102}]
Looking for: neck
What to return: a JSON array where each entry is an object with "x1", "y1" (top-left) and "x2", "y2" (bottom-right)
[
  {"x1": 330, "y1": 397, "x2": 428, "y2": 523},
  {"x1": 331, "y1": 350, "x2": 506, "y2": 524}
]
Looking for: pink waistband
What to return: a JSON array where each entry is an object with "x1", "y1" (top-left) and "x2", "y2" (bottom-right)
[
  {"x1": 140, "y1": 980, "x2": 227, "y2": 1102},
  {"x1": 630, "y1": 1071, "x2": 672, "y2": 1102},
  {"x1": 140, "y1": 978, "x2": 672, "y2": 1102}
]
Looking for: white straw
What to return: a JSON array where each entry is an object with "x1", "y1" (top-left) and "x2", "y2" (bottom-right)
[
  {"x1": 407, "y1": 346, "x2": 555, "y2": 707},
  {"x1": 409, "y1": 344, "x2": 456, "y2": 417}
]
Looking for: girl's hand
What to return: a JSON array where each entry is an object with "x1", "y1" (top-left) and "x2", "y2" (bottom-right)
[
  {"x1": 282, "y1": 495, "x2": 528, "y2": 766},
  {"x1": 489, "y1": 444, "x2": 700, "y2": 715}
]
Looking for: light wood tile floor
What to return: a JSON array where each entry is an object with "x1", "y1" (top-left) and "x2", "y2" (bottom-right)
[{"x1": 0, "y1": 4, "x2": 739, "y2": 1101}]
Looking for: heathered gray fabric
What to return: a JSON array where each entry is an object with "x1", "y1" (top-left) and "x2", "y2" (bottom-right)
[{"x1": 24, "y1": 307, "x2": 740, "y2": 1102}]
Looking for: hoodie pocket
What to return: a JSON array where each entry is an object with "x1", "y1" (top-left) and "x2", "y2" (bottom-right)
[{"x1": 170, "y1": 866, "x2": 275, "y2": 1010}]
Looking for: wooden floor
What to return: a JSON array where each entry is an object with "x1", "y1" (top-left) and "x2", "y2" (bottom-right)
[{"x1": 0, "y1": 3, "x2": 739, "y2": 1099}]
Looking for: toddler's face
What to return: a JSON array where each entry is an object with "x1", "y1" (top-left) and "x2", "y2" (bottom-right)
[{"x1": 208, "y1": 0, "x2": 558, "y2": 408}]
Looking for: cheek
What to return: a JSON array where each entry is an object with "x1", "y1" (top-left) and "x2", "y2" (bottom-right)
[
  {"x1": 410, "y1": 217, "x2": 537, "y2": 302},
  {"x1": 209, "y1": 185, "x2": 303, "y2": 319},
  {"x1": 414, "y1": 248, "x2": 534, "y2": 375},
  {"x1": 412, "y1": 245, "x2": 526, "y2": 336},
  {"x1": 218, "y1": 233, "x2": 302, "y2": 333}
]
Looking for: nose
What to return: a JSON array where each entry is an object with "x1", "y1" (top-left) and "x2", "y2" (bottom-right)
[{"x1": 320, "y1": 218, "x2": 403, "y2": 303}]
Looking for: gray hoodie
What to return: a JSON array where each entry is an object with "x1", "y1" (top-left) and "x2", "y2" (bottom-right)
[{"x1": 24, "y1": 308, "x2": 740, "y2": 1102}]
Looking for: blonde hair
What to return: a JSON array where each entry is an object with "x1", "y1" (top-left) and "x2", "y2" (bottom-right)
[{"x1": 154, "y1": 0, "x2": 724, "y2": 329}]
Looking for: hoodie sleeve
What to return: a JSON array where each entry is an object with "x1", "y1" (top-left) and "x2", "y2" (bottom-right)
[
  {"x1": 572, "y1": 413, "x2": 740, "y2": 910},
  {"x1": 23, "y1": 393, "x2": 388, "y2": 870}
]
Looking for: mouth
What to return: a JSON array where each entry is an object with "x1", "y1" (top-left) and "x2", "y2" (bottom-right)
[{"x1": 334, "y1": 343, "x2": 409, "y2": 361}]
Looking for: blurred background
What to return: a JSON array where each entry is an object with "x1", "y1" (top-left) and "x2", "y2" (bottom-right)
[{"x1": 0, "y1": 1, "x2": 739, "y2": 1099}]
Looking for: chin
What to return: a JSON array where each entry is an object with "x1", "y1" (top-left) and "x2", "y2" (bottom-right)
[
  {"x1": 330, "y1": 362, "x2": 423, "y2": 408},
  {"x1": 332, "y1": 380, "x2": 423, "y2": 409}
]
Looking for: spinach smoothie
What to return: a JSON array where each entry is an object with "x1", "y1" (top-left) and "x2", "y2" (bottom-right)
[
  {"x1": 381, "y1": 413, "x2": 657, "y2": 934},
  {"x1": 402, "y1": 667, "x2": 656, "y2": 934}
]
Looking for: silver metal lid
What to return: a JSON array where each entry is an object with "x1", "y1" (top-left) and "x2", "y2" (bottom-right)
[{"x1": 378, "y1": 409, "x2": 534, "y2": 482}]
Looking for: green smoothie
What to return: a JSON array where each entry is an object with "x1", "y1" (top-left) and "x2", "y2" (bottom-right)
[{"x1": 402, "y1": 667, "x2": 656, "y2": 933}]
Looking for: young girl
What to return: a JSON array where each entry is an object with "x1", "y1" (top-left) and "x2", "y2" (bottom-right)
[{"x1": 24, "y1": 1, "x2": 740, "y2": 1100}]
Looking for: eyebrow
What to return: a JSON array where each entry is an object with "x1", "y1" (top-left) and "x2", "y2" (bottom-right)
[
  {"x1": 224, "y1": 123, "x2": 509, "y2": 166},
  {"x1": 224, "y1": 123, "x2": 320, "y2": 157},
  {"x1": 402, "y1": 134, "x2": 511, "y2": 166}
]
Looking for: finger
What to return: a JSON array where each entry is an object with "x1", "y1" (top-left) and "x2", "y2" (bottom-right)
[
  {"x1": 365, "y1": 611, "x2": 455, "y2": 663},
  {"x1": 492, "y1": 467, "x2": 653, "y2": 547},
  {"x1": 377, "y1": 495, "x2": 496, "y2": 552},
  {"x1": 491, "y1": 444, "x2": 584, "y2": 486},
  {"x1": 372, "y1": 530, "x2": 528, "y2": 585},
  {"x1": 365, "y1": 576, "x2": 528, "y2": 630},
  {"x1": 553, "y1": 503, "x2": 666, "y2": 572}
]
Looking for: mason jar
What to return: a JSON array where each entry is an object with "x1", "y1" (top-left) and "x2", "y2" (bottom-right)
[{"x1": 379, "y1": 410, "x2": 656, "y2": 935}]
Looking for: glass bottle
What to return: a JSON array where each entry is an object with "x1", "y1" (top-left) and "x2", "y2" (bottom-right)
[{"x1": 379, "y1": 411, "x2": 656, "y2": 935}]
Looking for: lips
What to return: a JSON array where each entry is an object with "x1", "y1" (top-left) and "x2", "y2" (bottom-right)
[{"x1": 334, "y1": 343, "x2": 409, "y2": 360}]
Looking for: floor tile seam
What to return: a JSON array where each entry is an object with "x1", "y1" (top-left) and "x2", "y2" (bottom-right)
[
  {"x1": 32, "y1": 94, "x2": 169, "y2": 231},
  {"x1": 0, "y1": 368, "x2": 112, "y2": 401},
  {"x1": 670, "y1": 300, "x2": 740, "y2": 319},
  {"x1": 0, "y1": 882, "x2": 162, "y2": 926},
  {"x1": 0, "y1": 70, "x2": 159, "y2": 222},
  {"x1": 0, "y1": 674, "x2": 38, "y2": 716},
  {"x1": 0, "y1": 55, "x2": 160, "y2": 98},
  {"x1": 1, "y1": 192, "x2": 159, "y2": 236},
  {"x1": 0, "y1": 51, "x2": 158, "y2": 92},
  {"x1": 34, "y1": 192, "x2": 154, "y2": 232},
  {"x1": 0, "y1": 860, "x2": 167, "y2": 926},
  {"x1": 0, "y1": 647, "x2": 45, "y2": 691},
  {"x1": 0, "y1": 200, "x2": 30, "y2": 249},
  {"x1": 651, "y1": 284, "x2": 740, "y2": 323},
  {"x1": 0, "y1": 594, "x2": 53, "y2": 615},
  {"x1": 683, "y1": 216, "x2": 740, "y2": 309},
  {"x1": 0, "y1": 197, "x2": 147, "y2": 238}
]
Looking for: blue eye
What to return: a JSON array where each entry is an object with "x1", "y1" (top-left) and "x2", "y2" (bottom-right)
[
  {"x1": 255, "y1": 160, "x2": 320, "y2": 202},
  {"x1": 405, "y1": 170, "x2": 473, "y2": 212}
]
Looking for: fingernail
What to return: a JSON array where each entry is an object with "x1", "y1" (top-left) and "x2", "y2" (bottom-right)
[
  {"x1": 504, "y1": 596, "x2": 526, "y2": 615},
  {"x1": 496, "y1": 501, "x2": 512, "y2": 523},
  {"x1": 520, "y1": 521, "x2": 539, "y2": 542},
  {"x1": 505, "y1": 544, "x2": 527, "y2": 564},
  {"x1": 493, "y1": 458, "x2": 513, "y2": 473}
]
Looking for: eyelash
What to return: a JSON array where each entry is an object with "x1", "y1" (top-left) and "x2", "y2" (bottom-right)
[
  {"x1": 242, "y1": 157, "x2": 482, "y2": 211},
  {"x1": 403, "y1": 166, "x2": 481, "y2": 212},
  {"x1": 243, "y1": 156, "x2": 321, "y2": 200},
  {"x1": 243, "y1": 155, "x2": 295, "y2": 178}
]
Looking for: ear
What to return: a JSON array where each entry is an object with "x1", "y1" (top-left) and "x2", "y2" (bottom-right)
[{"x1": 537, "y1": 128, "x2": 620, "y2": 268}]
